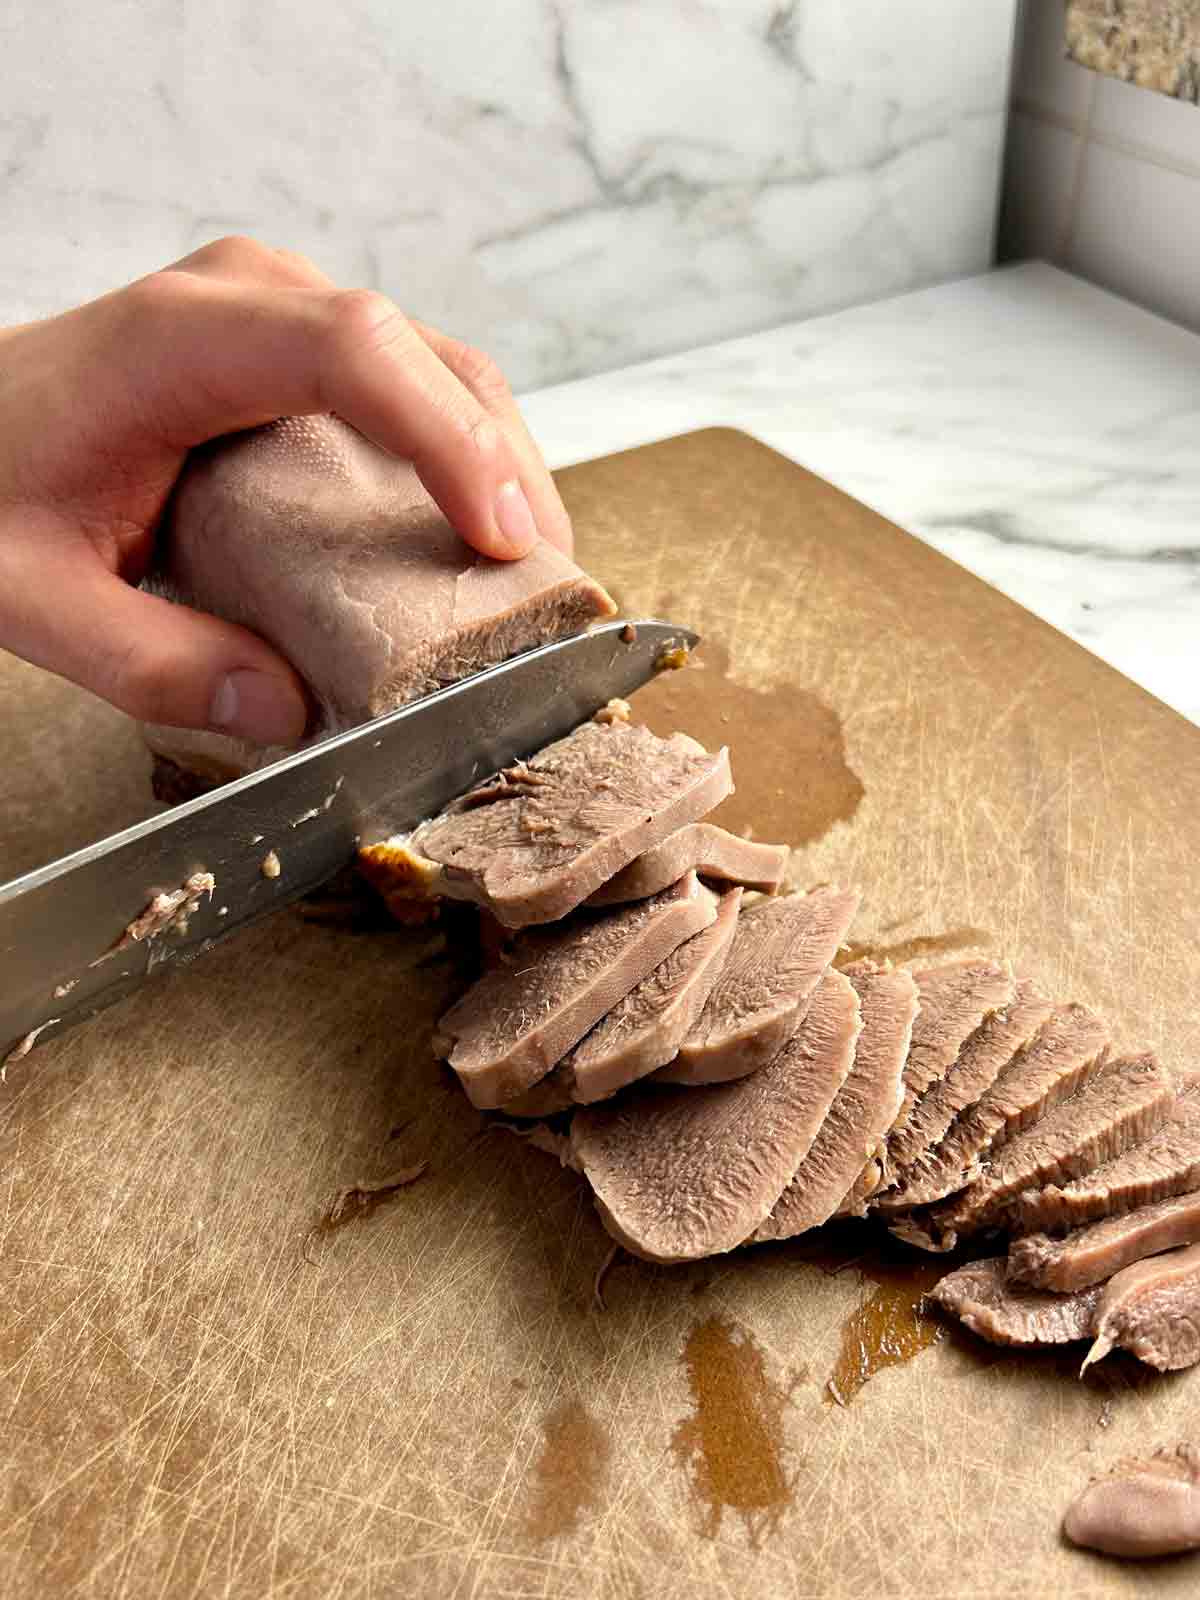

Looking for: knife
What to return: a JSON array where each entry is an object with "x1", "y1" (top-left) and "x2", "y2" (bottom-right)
[{"x1": 0, "y1": 618, "x2": 697, "y2": 1063}]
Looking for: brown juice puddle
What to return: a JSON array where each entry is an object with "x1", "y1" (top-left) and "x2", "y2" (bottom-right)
[
  {"x1": 672, "y1": 1316, "x2": 795, "y2": 1542},
  {"x1": 837, "y1": 927, "x2": 993, "y2": 968},
  {"x1": 525, "y1": 1397, "x2": 612, "y2": 1542},
  {"x1": 787, "y1": 1226, "x2": 947, "y2": 1406},
  {"x1": 634, "y1": 641, "x2": 864, "y2": 847}
]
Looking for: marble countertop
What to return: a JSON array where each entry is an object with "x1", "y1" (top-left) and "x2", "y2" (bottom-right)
[{"x1": 522, "y1": 261, "x2": 1200, "y2": 728}]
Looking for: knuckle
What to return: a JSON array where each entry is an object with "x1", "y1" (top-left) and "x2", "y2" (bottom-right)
[
  {"x1": 449, "y1": 340, "x2": 511, "y2": 404},
  {"x1": 274, "y1": 245, "x2": 320, "y2": 276},
  {"x1": 465, "y1": 410, "x2": 506, "y2": 466},
  {"x1": 326, "y1": 288, "x2": 410, "y2": 357},
  {"x1": 205, "y1": 233, "x2": 274, "y2": 271},
  {"x1": 122, "y1": 268, "x2": 190, "y2": 322}
]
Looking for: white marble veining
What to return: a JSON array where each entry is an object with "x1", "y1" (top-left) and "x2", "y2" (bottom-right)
[
  {"x1": 1, "y1": 0, "x2": 1015, "y2": 388},
  {"x1": 521, "y1": 263, "x2": 1200, "y2": 727}
]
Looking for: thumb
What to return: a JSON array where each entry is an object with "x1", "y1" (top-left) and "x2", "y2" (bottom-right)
[
  {"x1": 85, "y1": 578, "x2": 310, "y2": 744},
  {"x1": 6, "y1": 534, "x2": 308, "y2": 744}
]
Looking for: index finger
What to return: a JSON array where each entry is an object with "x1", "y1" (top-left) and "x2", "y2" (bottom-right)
[{"x1": 103, "y1": 272, "x2": 548, "y2": 561}]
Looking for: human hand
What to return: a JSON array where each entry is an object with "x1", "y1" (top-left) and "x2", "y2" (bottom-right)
[{"x1": 0, "y1": 236, "x2": 572, "y2": 745}]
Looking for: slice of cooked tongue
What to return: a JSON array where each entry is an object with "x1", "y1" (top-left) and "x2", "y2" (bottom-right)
[
  {"x1": 501, "y1": 887, "x2": 741, "y2": 1116},
  {"x1": 586, "y1": 824, "x2": 789, "y2": 905},
  {"x1": 929, "y1": 1258, "x2": 1100, "y2": 1346},
  {"x1": 397, "y1": 722, "x2": 732, "y2": 927},
  {"x1": 895, "y1": 1053, "x2": 1175, "y2": 1252},
  {"x1": 141, "y1": 414, "x2": 615, "y2": 788},
  {"x1": 884, "y1": 959, "x2": 1015, "y2": 1159},
  {"x1": 656, "y1": 886, "x2": 861, "y2": 1086},
  {"x1": 754, "y1": 962, "x2": 917, "y2": 1243},
  {"x1": 1082, "y1": 1241, "x2": 1200, "y2": 1373},
  {"x1": 571, "y1": 967, "x2": 862, "y2": 1262},
  {"x1": 433, "y1": 871, "x2": 717, "y2": 1109},
  {"x1": 1064, "y1": 1445, "x2": 1200, "y2": 1559},
  {"x1": 879, "y1": 977, "x2": 1054, "y2": 1190},
  {"x1": 881, "y1": 1001, "x2": 1110, "y2": 1211},
  {"x1": 1010, "y1": 1188, "x2": 1200, "y2": 1293},
  {"x1": 1008, "y1": 1080, "x2": 1200, "y2": 1236}
]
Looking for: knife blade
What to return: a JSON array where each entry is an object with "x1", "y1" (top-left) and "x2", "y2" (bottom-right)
[{"x1": 0, "y1": 618, "x2": 697, "y2": 1062}]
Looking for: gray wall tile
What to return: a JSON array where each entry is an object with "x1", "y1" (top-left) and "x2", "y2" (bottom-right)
[
  {"x1": 1068, "y1": 140, "x2": 1200, "y2": 331},
  {"x1": 1091, "y1": 72, "x2": 1200, "y2": 169},
  {"x1": 1004, "y1": 0, "x2": 1200, "y2": 329}
]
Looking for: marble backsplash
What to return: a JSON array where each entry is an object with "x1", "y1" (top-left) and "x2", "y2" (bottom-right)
[{"x1": 2, "y1": 1, "x2": 1016, "y2": 390}]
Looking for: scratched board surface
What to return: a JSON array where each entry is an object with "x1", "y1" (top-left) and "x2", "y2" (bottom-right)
[{"x1": 2, "y1": 428, "x2": 1198, "y2": 1598}]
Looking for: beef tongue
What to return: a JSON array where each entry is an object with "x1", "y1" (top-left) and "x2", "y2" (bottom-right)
[
  {"x1": 1083, "y1": 1241, "x2": 1200, "y2": 1373},
  {"x1": 570, "y1": 966, "x2": 862, "y2": 1262},
  {"x1": 1064, "y1": 1445, "x2": 1200, "y2": 1559},
  {"x1": 1008, "y1": 1079, "x2": 1200, "y2": 1235},
  {"x1": 884, "y1": 959, "x2": 1015, "y2": 1162},
  {"x1": 880, "y1": 1001, "x2": 1110, "y2": 1211},
  {"x1": 657, "y1": 886, "x2": 861, "y2": 1086},
  {"x1": 434, "y1": 871, "x2": 717, "y2": 1109},
  {"x1": 502, "y1": 887, "x2": 741, "y2": 1115},
  {"x1": 393, "y1": 720, "x2": 733, "y2": 927},
  {"x1": 878, "y1": 977, "x2": 1053, "y2": 1194},
  {"x1": 142, "y1": 413, "x2": 615, "y2": 785},
  {"x1": 587, "y1": 824, "x2": 789, "y2": 905},
  {"x1": 896, "y1": 1052, "x2": 1174, "y2": 1252},
  {"x1": 929, "y1": 1258, "x2": 1100, "y2": 1347},
  {"x1": 1010, "y1": 1187, "x2": 1200, "y2": 1293},
  {"x1": 755, "y1": 961, "x2": 917, "y2": 1242}
]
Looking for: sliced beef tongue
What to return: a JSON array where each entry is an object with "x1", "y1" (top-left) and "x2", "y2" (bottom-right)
[
  {"x1": 501, "y1": 887, "x2": 742, "y2": 1116},
  {"x1": 1008, "y1": 1079, "x2": 1200, "y2": 1236},
  {"x1": 433, "y1": 871, "x2": 717, "y2": 1109},
  {"x1": 656, "y1": 886, "x2": 861, "y2": 1086},
  {"x1": 895, "y1": 1053, "x2": 1175, "y2": 1252},
  {"x1": 142, "y1": 413, "x2": 616, "y2": 787},
  {"x1": 587, "y1": 823, "x2": 789, "y2": 905},
  {"x1": 570, "y1": 967, "x2": 863, "y2": 1262},
  {"x1": 879, "y1": 1001, "x2": 1110, "y2": 1212},
  {"x1": 1063, "y1": 1444, "x2": 1200, "y2": 1560},
  {"x1": 1009, "y1": 1188, "x2": 1200, "y2": 1293},
  {"x1": 884, "y1": 959, "x2": 1015, "y2": 1160},
  {"x1": 385, "y1": 721, "x2": 733, "y2": 928},
  {"x1": 1083, "y1": 1242, "x2": 1200, "y2": 1373},
  {"x1": 879, "y1": 977, "x2": 1054, "y2": 1191},
  {"x1": 929, "y1": 1258, "x2": 1101, "y2": 1347},
  {"x1": 754, "y1": 962, "x2": 917, "y2": 1243}
]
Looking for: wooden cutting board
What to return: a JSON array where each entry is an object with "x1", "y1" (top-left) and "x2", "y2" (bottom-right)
[{"x1": 2, "y1": 428, "x2": 1198, "y2": 1598}]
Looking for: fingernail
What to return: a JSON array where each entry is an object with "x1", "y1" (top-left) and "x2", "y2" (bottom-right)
[
  {"x1": 493, "y1": 479, "x2": 538, "y2": 557},
  {"x1": 210, "y1": 671, "x2": 307, "y2": 746}
]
